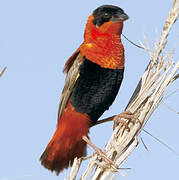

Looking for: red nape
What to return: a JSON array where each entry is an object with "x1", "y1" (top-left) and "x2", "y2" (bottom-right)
[{"x1": 40, "y1": 100, "x2": 90, "y2": 175}]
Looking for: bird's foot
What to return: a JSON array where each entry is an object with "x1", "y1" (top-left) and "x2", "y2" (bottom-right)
[
  {"x1": 93, "y1": 147, "x2": 118, "y2": 169},
  {"x1": 113, "y1": 111, "x2": 140, "y2": 131},
  {"x1": 82, "y1": 136, "x2": 118, "y2": 169}
]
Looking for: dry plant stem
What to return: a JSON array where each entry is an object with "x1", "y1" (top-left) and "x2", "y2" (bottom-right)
[
  {"x1": 89, "y1": 57, "x2": 179, "y2": 179},
  {"x1": 68, "y1": 1, "x2": 179, "y2": 179},
  {"x1": 0, "y1": 66, "x2": 7, "y2": 78},
  {"x1": 68, "y1": 158, "x2": 82, "y2": 180}
]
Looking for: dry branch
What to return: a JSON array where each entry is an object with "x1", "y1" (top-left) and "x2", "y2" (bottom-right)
[
  {"x1": 68, "y1": 0, "x2": 179, "y2": 179},
  {"x1": 0, "y1": 66, "x2": 7, "y2": 78}
]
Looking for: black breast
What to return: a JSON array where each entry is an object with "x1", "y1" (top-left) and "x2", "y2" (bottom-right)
[{"x1": 70, "y1": 59, "x2": 124, "y2": 123}]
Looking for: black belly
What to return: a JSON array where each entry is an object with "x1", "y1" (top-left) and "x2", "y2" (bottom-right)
[{"x1": 70, "y1": 59, "x2": 124, "y2": 123}]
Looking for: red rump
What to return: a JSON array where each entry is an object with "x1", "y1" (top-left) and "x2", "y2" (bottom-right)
[{"x1": 40, "y1": 100, "x2": 90, "y2": 175}]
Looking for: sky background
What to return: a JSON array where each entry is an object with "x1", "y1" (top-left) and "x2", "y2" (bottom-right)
[{"x1": 0, "y1": 0, "x2": 179, "y2": 180}]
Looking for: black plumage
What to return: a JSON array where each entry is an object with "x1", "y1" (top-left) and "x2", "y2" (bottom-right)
[
  {"x1": 92, "y1": 5, "x2": 126, "y2": 27},
  {"x1": 70, "y1": 59, "x2": 124, "y2": 123}
]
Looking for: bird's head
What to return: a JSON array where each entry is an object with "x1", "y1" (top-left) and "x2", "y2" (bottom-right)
[
  {"x1": 92, "y1": 5, "x2": 129, "y2": 28},
  {"x1": 81, "y1": 5, "x2": 128, "y2": 69},
  {"x1": 84, "y1": 5, "x2": 129, "y2": 40}
]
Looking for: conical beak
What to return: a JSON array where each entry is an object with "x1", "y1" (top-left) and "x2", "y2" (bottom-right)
[{"x1": 112, "y1": 12, "x2": 129, "y2": 22}]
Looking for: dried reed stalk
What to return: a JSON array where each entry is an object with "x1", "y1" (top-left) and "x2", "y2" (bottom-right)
[
  {"x1": 0, "y1": 67, "x2": 7, "y2": 78},
  {"x1": 68, "y1": 0, "x2": 179, "y2": 179}
]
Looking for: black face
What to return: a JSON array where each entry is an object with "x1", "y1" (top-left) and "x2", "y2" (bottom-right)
[{"x1": 92, "y1": 5, "x2": 128, "y2": 27}]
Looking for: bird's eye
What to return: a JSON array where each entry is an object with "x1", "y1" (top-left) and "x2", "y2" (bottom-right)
[{"x1": 104, "y1": 12, "x2": 110, "y2": 17}]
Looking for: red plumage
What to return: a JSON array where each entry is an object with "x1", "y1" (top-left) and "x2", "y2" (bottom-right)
[{"x1": 40, "y1": 101, "x2": 90, "y2": 174}]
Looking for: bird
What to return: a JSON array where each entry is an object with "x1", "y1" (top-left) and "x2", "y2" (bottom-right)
[{"x1": 40, "y1": 5, "x2": 129, "y2": 175}]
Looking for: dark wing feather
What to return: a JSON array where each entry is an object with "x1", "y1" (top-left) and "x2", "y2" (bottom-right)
[{"x1": 57, "y1": 50, "x2": 84, "y2": 121}]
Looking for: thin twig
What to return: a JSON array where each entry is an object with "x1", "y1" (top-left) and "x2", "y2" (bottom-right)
[
  {"x1": 140, "y1": 137, "x2": 149, "y2": 152},
  {"x1": 162, "y1": 101, "x2": 179, "y2": 114},
  {"x1": 143, "y1": 129, "x2": 179, "y2": 156},
  {"x1": 122, "y1": 34, "x2": 145, "y2": 50},
  {"x1": 0, "y1": 66, "x2": 7, "y2": 78},
  {"x1": 164, "y1": 88, "x2": 179, "y2": 99}
]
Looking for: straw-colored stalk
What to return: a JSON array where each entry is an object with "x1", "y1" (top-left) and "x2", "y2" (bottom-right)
[
  {"x1": 68, "y1": 0, "x2": 179, "y2": 179},
  {"x1": 0, "y1": 67, "x2": 7, "y2": 78}
]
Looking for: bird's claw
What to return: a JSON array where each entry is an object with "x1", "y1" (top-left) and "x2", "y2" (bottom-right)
[
  {"x1": 94, "y1": 147, "x2": 118, "y2": 169},
  {"x1": 113, "y1": 111, "x2": 139, "y2": 131},
  {"x1": 82, "y1": 135, "x2": 118, "y2": 169}
]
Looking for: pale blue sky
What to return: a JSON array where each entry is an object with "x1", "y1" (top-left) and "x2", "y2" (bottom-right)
[{"x1": 0, "y1": 0, "x2": 179, "y2": 180}]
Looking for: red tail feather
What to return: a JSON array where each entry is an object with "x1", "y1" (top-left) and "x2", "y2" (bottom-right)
[{"x1": 40, "y1": 101, "x2": 90, "y2": 175}]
